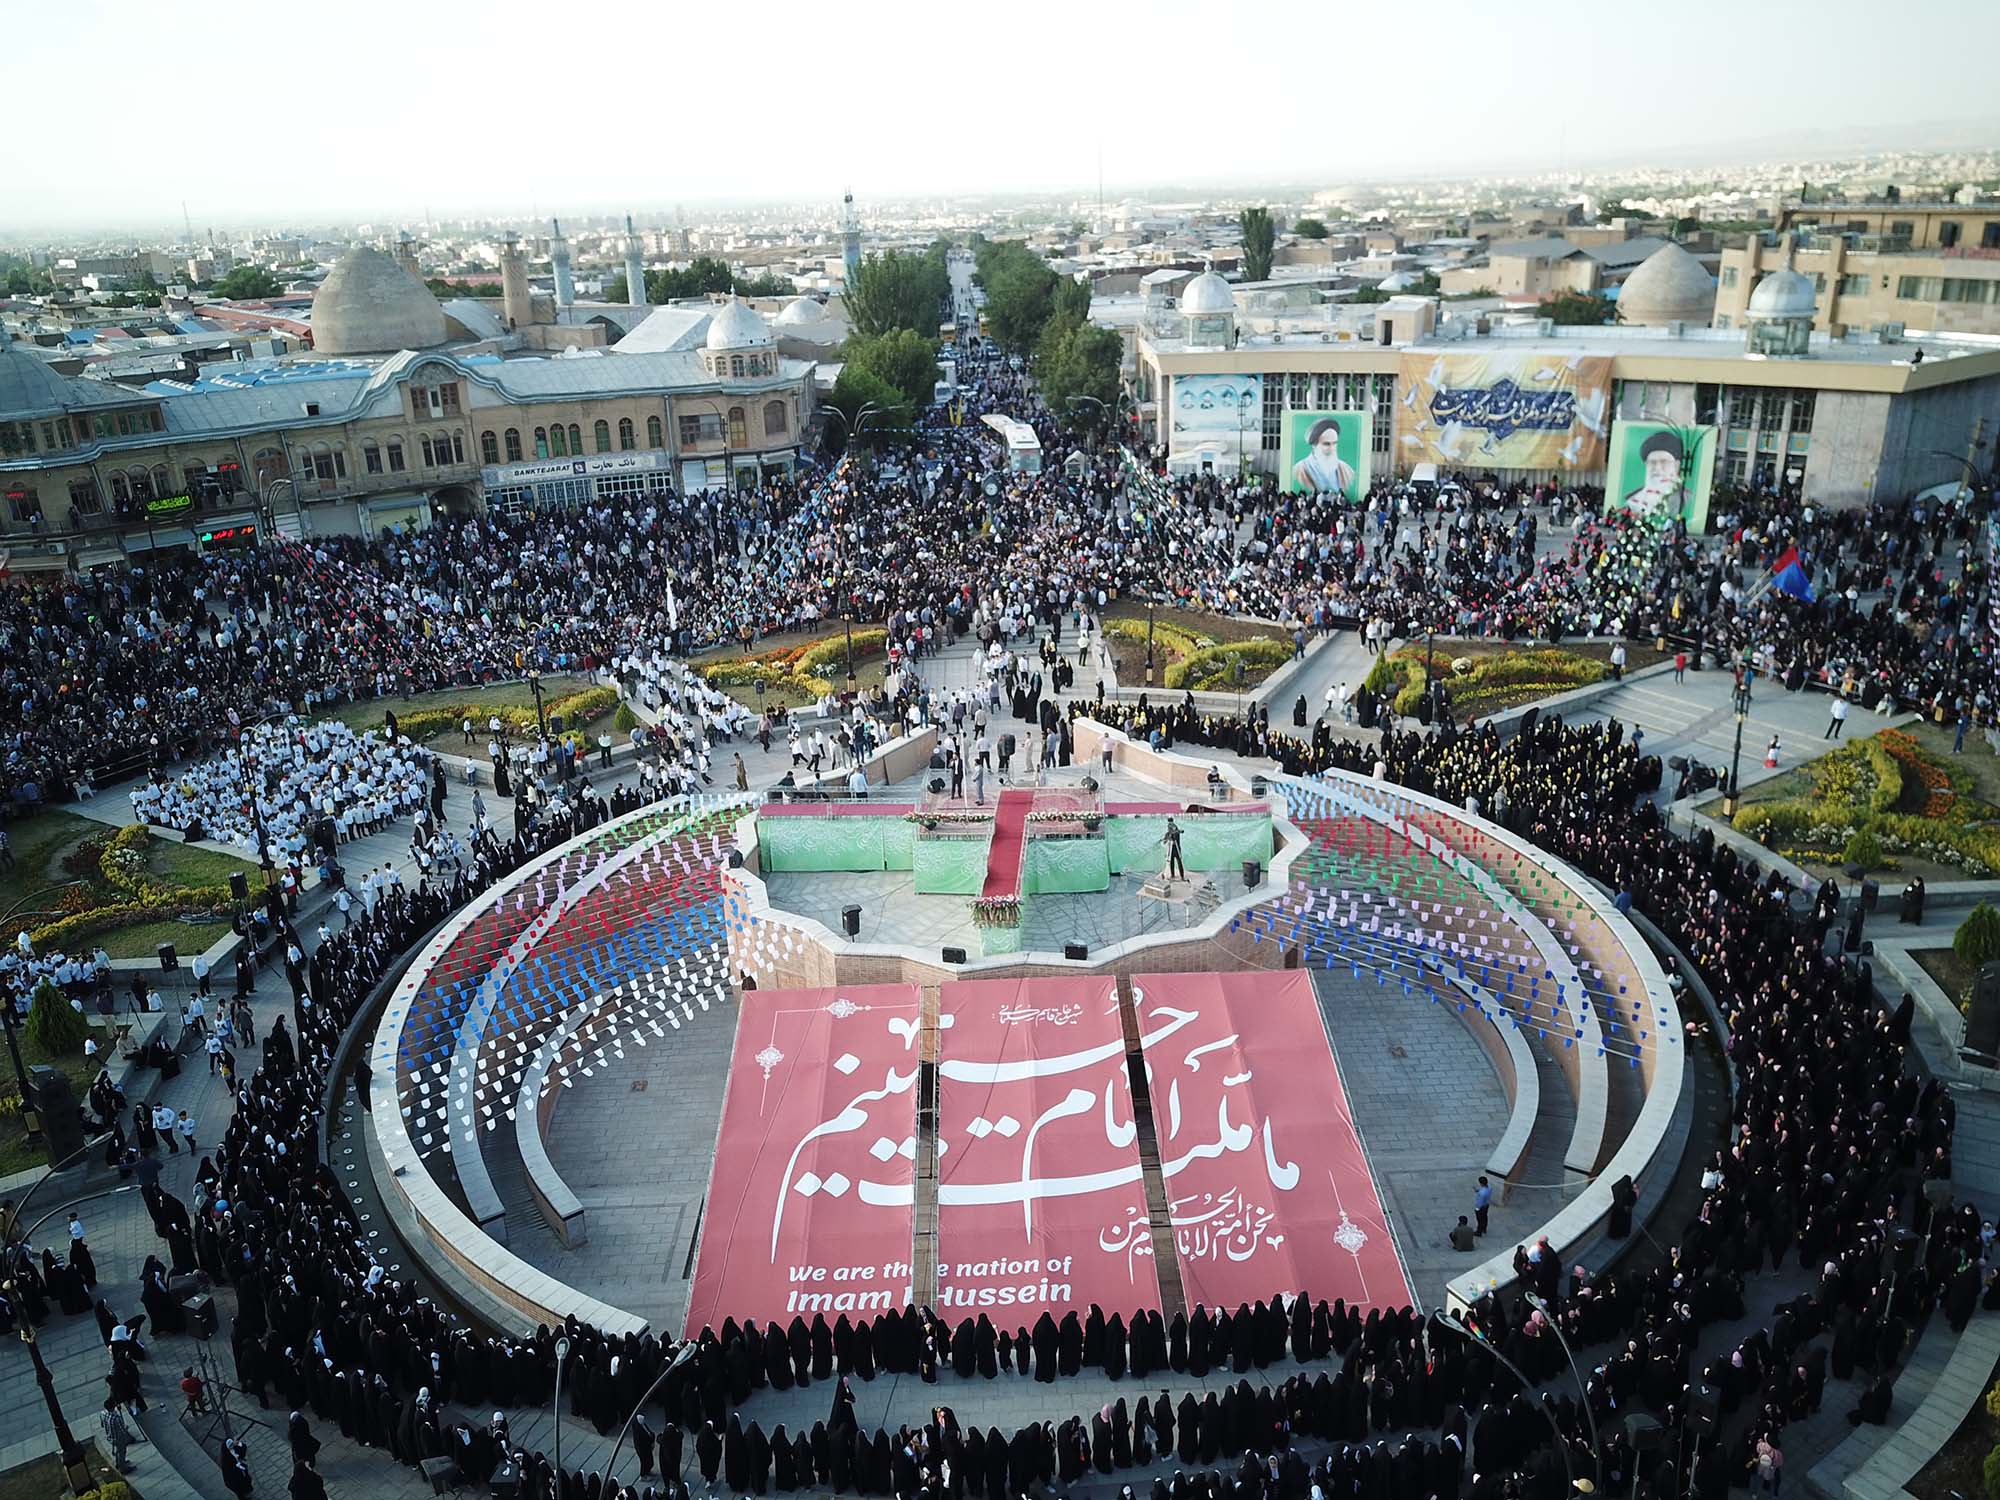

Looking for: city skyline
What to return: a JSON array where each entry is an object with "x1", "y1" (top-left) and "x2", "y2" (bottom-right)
[{"x1": 5, "y1": 0, "x2": 1998, "y2": 234}]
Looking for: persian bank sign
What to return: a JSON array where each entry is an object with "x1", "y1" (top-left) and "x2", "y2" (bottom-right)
[
  {"x1": 480, "y1": 450, "x2": 668, "y2": 486},
  {"x1": 1395, "y1": 351, "x2": 1611, "y2": 472}
]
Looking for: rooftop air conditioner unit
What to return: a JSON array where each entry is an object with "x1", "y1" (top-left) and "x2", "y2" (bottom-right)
[
  {"x1": 1874, "y1": 322, "x2": 1905, "y2": 343},
  {"x1": 1664, "y1": 320, "x2": 1686, "y2": 337}
]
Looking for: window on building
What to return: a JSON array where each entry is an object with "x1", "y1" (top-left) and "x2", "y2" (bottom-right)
[
  {"x1": 1260, "y1": 373, "x2": 1282, "y2": 452},
  {"x1": 151, "y1": 464, "x2": 171, "y2": 498},
  {"x1": 1694, "y1": 383, "x2": 1720, "y2": 426},
  {"x1": 504, "y1": 428, "x2": 522, "y2": 462},
  {"x1": 185, "y1": 464, "x2": 210, "y2": 497},
  {"x1": 1897, "y1": 276, "x2": 1944, "y2": 301},
  {"x1": 110, "y1": 473, "x2": 130, "y2": 509},
  {"x1": 534, "y1": 428, "x2": 550, "y2": 459},
  {"x1": 763, "y1": 400, "x2": 786, "y2": 437},
  {"x1": 387, "y1": 440, "x2": 405, "y2": 473},
  {"x1": 1942, "y1": 279, "x2": 1999, "y2": 304},
  {"x1": 481, "y1": 430, "x2": 499, "y2": 464},
  {"x1": 7, "y1": 485, "x2": 39, "y2": 524},
  {"x1": 1890, "y1": 220, "x2": 1914, "y2": 240},
  {"x1": 594, "y1": 420, "x2": 612, "y2": 453},
  {"x1": 1758, "y1": 390, "x2": 1786, "y2": 429},
  {"x1": 1727, "y1": 388, "x2": 1756, "y2": 428},
  {"x1": 678, "y1": 415, "x2": 701, "y2": 447},
  {"x1": 549, "y1": 425, "x2": 567, "y2": 458},
  {"x1": 128, "y1": 468, "x2": 154, "y2": 502},
  {"x1": 440, "y1": 383, "x2": 460, "y2": 415},
  {"x1": 567, "y1": 423, "x2": 581, "y2": 456},
  {"x1": 1288, "y1": 374, "x2": 1310, "y2": 408},
  {"x1": 1984, "y1": 223, "x2": 2000, "y2": 250},
  {"x1": 313, "y1": 448, "x2": 339, "y2": 482},
  {"x1": 619, "y1": 417, "x2": 635, "y2": 451},
  {"x1": 40, "y1": 422, "x2": 57, "y2": 451},
  {"x1": 730, "y1": 355, "x2": 744, "y2": 378},
  {"x1": 420, "y1": 435, "x2": 436, "y2": 467},
  {"x1": 363, "y1": 441, "x2": 382, "y2": 474},
  {"x1": 727, "y1": 407, "x2": 747, "y2": 447},
  {"x1": 647, "y1": 415, "x2": 664, "y2": 449},
  {"x1": 1811, "y1": 273, "x2": 1827, "y2": 293},
  {"x1": 1790, "y1": 391, "x2": 1815, "y2": 433},
  {"x1": 1371, "y1": 376, "x2": 1394, "y2": 454},
  {"x1": 1940, "y1": 221, "x2": 1962, "y2": 249},
  {"x1": 1720, "y1": 266, "x2": 1739, "y2": 289},
  {"x1": 1839, "y1": 274, "x2": 1869, "y2": 298},
  {"x1": 1313, "y1": 374, "x2": 1336, "y2": 407},
  {"x1": 451, "y1": 432, "x2": 464, "y2": 464},
  {"x1": 1725, "y1": 454, "x2": 1747, "y2": 487},
  {"x1": 70, "y1": 478, "x2": 101, "y2": 516}
]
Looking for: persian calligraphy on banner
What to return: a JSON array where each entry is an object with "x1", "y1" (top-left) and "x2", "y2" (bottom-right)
[
  {"x1": 936, "y1": 976, "x2": 1163, "y2": 1321},
  {"x1": 1133, "y1": 970, "x2": 1411, "y2": 1314},
  {"x1": 1394, "y1": 351, "x2": 1610, "y2": 472},
  {"x1": 684, "y1": 984, "x2": 921, "y2": 1336}
]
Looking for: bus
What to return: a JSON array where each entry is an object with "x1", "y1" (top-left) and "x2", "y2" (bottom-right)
[
  {"x1": 979, "y1": 413, "x2": 1042, "y2": 475},
  {"x1": 939, "y1": 322, "x2": 958, "y2": 346}
]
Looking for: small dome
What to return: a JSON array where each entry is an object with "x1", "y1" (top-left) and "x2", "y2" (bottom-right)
[
  {"x1": 705, "y1": 297, "x2": 774, "y2": 351},
  {"x1": 312, "y1": 246, "x2": 447, "y2": 355},
  {"x1": 1617, "y1": 242, "x2": 1715, "y2": 326},
  {"x1": 775, "y1": 296, "x2": 827, "y2": 327},
  {"x1": 1180, "y1": 271, "x2": 1236, "y2": 315},
  {"x1": 1748, "y1": 267, "x2": 1816, "y2": 321}
]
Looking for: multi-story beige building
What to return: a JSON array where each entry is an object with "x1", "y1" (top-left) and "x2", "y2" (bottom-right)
[
  {"x1": 1715, "y1": 200, "x2": 2000, "y2": 338},
  {"x1": 0, "y1": 248, "x2": 826, "y2": 574}
]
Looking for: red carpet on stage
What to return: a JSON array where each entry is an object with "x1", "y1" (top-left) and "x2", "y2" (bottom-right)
[{"x1": 981, "y1": 789, "x2": 1031, "y2": 899}]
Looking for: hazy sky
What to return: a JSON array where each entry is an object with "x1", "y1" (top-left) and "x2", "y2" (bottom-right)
[{"x1": 7, "y1": 0, "x2": 1996, "y2": 233}]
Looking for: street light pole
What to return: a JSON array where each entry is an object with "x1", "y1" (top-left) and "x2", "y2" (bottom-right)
[
  {"x1": 528, "y1": 670, "x2": 547, "y2": 741},
  {"x1": 5, "y1": 1278, "x2": 94, "y2": 1495},
  {"x1": 1435, "y1": 1311, "x2": 1588, "y2": 1499},
  {"x1": 1722, "y1": 669, "x2": 1752, "y2": 817},
  {"x1": 552, "y1": 1335, "x2": 570, "y2": 1486},
  {"x1": 1526, "y1": 1292, "x2": 1604, "y2": 1495},
  {"x1": 600, "y1": 1341, "x2": 701, "y2": 1489},
  {"x1": 1144, "y1": 599, "x2": 1155, "y2": 689}
]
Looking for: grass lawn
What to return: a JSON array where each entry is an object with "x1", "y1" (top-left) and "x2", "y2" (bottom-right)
[
  {"x1": 1902, "y1": 717, "x2": 2000, "y2": 809},
  {"x1": 1914, "y1": 947, "x2": 1981, "y2": 1009},
  {"x1": 0, "y1": 1030, "x2": 109, "y2": 1177},
  {"x1": 140, "y1": 836, "x2": 257, "y2": 890},
  {"x1": 326, "y1": 676, "x2": 598, "y2": 735},
  {"x1": 0, "y1": 1451, "x2": 131, "y2": 1500},
  {"x1": 1910, "y1": 1350, "x2": 2000, "y2": 1500},
  {"x1": 0, "y1": 808, "x2": 109, "y2": 927},
  {"x1": 99, "y1": 915, "x2": 232, "y2": 961}
]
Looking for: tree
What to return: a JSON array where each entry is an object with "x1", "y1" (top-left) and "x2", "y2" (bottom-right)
[
  {"x1": 1050, "y1": 275, "x2": 1091, "y2": 328},
  {"x1": 827, "y1": 365, "x2": 911, "y2": 451},
  {"x1": 427, "y1": 278, "x2": 501, "y2": 298},
  {"x1": 845, "y1": 249, "x2": 949, "y2": 338},
  {"x1": 211, "y1": 265, "x2": 282, "y2": 300},
  {"x1": 1958, "y1": 901, "x2": 2000, "y2": 968},
  {"x1": 975, "y1": 241, "x2": 1061, "y2": 353},
  {"x1": 844, "y1": 328, "x2": 941, "y2": 414},
  {"x1": 3, "y1": 266, "x2": 33, "y2": 295},
  {"x1": 1537, "y1": 290, "x2": 1610, "y2": 325},
  {"x1": 1239, "y1": 207, "x2": 1275, "y2": 283},
  {"x1": 26, "y1": 978, "x2": 89, "y2": 1055},
  {"x1": 1036, "y1": 320, "x2": 1123, "y2": 432},
  {"x1": 1294, "y1": 218, "x2": 1329, "y2": 240},
  {"x1": 733, "y1": 270, "x2": 794, "y2": 297}
]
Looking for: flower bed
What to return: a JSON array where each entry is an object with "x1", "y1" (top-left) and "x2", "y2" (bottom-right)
[
  {"x1": 970, "y1": 895, "x2": 1022, "y2": 927},
  {"x1": 1732, "y1": 728, "x2": 2000, "y2": 877},
  {"x1": 394, "y1": 684, "x2": 618, "y2": 743},
  {"x1": 1382, "y1": 646, "x2": 1606, "y2": 717},
  {"x1": 1166, "y1": 637, "x2": 1292, "y2": 692},
  {"x1": 700, "y1": 630, "x2": 888, "y2": 701}
]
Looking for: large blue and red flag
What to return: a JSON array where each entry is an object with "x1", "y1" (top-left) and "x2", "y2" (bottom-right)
[{"x1": 1771, "y1": 547, "x2": 1815, "y2": 603}]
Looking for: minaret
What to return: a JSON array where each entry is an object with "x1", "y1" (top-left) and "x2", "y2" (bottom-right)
[
  {"x1": 499, "y1": 231, "x2": 532, "y2": 331},
  {"x1": 841, "y1": 189, "x2": 861, "y2": 281},
  {"x1": 393, "y1": 231, "x2": 421, "y2": 281},
  {"x1": 624, "y1": 214, "x2": 648, "y2": 309},
  {"x1": 549, "y1": 218, "x2": 575, "y2": 310}
]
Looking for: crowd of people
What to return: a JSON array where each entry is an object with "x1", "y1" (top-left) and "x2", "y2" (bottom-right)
[{"x1": 0, "y1": 338, "x2": 1993, "y2": 1500}]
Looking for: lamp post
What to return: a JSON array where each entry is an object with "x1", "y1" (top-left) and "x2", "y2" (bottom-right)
[
  {"x1": 527, "y1": 670, "x2": 547, "y2": 741},
  {"x1": 844, "y1": 608, "x2": 856, "y2": 696},
  {"x1": 1525, "y1": 1291, "x2": 1604, "y2": 1495},
  {"x1": 4, "y1": 1277, "x2": 94, "y2": 1495},
  {"x1": 1434, "y1": 1310, "x2": 1590, "y2": 1499},
  {"x1": 239, "y1": 727, "x2": 273, "y2": 874},
  {"x1": 1144, "y1": 599, "x2": 1156, "y2": 689},
  {"x1": 1722, "y1": 668, "x2": 1753, "y2": 817},
  {"x1": 0, "y1": 999, "x2": 33, "y2": 1142},
  {"x1": 600, "y1": 1340, "x2": 701, "y2": 1489},
  {"x1": 552, "y1": 1335, "x2": 571, "y2": 1485}
]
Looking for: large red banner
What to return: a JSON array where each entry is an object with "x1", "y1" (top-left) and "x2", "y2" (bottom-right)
[
  {"x1": 1132, "y1": 970, "x2": 1410, "y2": 1314},
  {"x1": 685, "y1": 983, "x2": 922, "y2": 1336},
  {"x1": 936, "y1": 976, "x2": 1163, "y2": 1323}
]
